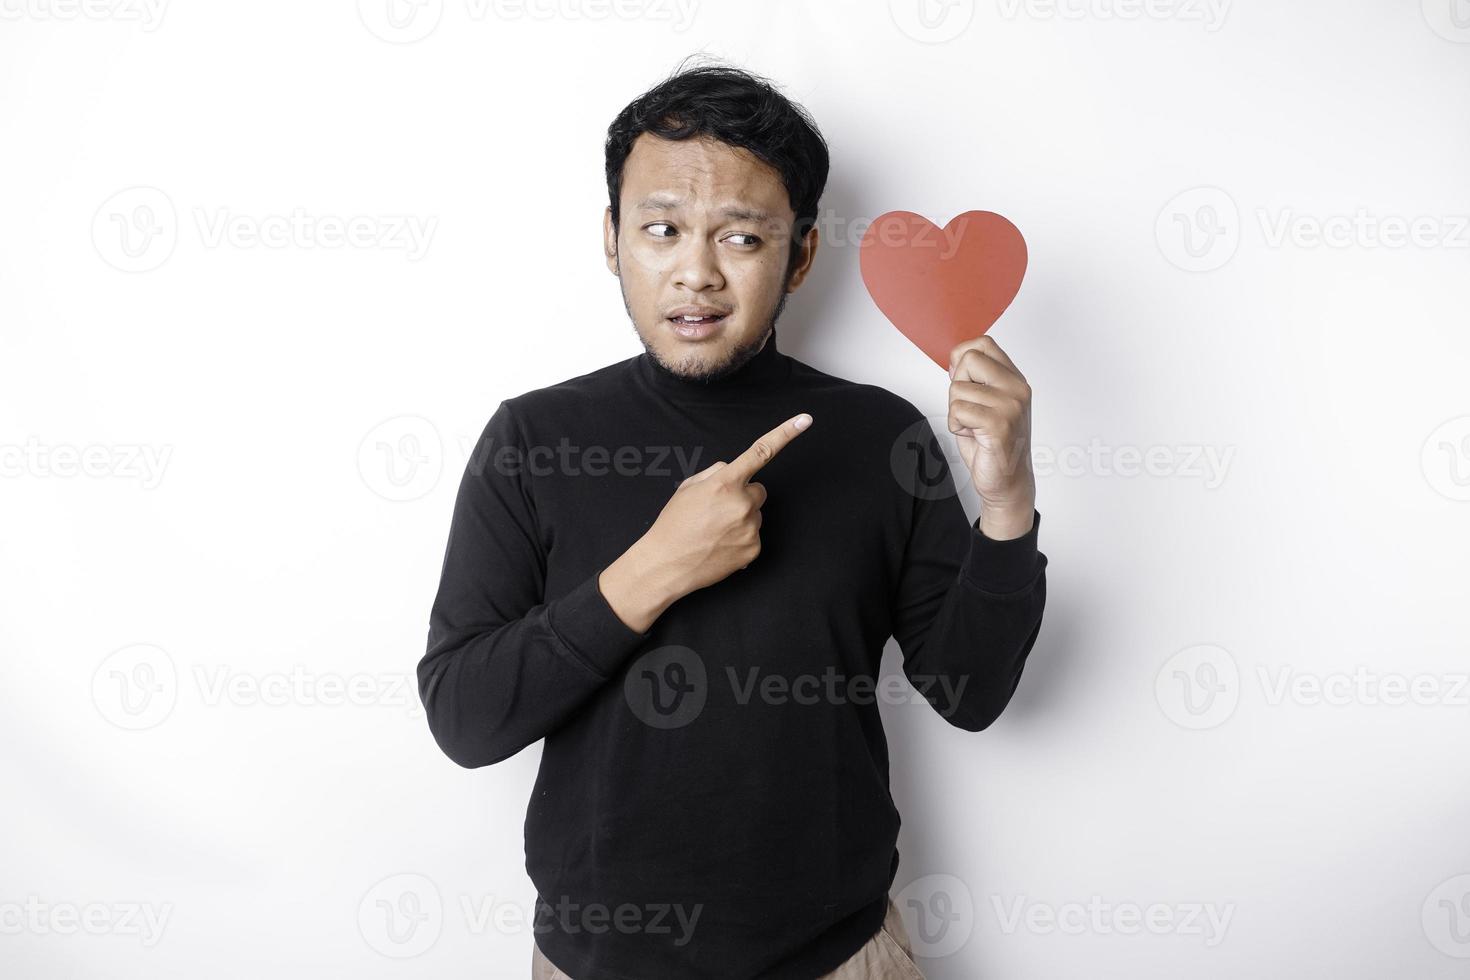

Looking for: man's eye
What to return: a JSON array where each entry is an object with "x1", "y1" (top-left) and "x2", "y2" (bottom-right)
[
  {"x1": 647, "y1": 223, "x2": 676, "y2": 238},
  {"x1": 727, "y1": 233, "x2": 761, "y2": 247}
]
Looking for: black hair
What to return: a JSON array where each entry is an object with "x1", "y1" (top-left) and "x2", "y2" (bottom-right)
[{"x1": 604, "y1": 55, "x2": 830, "y2": 280}]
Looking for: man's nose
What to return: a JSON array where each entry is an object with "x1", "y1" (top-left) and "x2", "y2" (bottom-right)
[{"x1": 671, "y1": 237, "x2": 724, "y2": 292}]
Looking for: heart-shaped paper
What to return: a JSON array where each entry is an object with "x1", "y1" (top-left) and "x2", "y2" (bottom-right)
[{"x1": 859, "y1": 210, "x2": 1027, "y2": 370}]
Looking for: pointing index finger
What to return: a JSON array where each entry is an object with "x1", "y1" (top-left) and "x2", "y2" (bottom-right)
[{"x1": 725, "y1": 413, "x2": 813, "y2": 484}]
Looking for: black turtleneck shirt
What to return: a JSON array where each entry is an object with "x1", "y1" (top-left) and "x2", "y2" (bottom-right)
[{"x1": 418, "y1": 332, "x2": 1048, "y2": 979}]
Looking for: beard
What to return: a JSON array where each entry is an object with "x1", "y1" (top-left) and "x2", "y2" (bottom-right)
[{"x1": 617, "y1": 253, "x2": 794, "y2": 385}]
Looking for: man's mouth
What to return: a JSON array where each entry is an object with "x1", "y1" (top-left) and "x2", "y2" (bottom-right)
[{"x1": 667, "y1": 310, "x2": 730, "y2": 339}]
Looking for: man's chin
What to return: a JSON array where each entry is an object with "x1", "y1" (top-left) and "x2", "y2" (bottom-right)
[{"x1": 646, "y1": 325, "x2": 769, "y2": 384}]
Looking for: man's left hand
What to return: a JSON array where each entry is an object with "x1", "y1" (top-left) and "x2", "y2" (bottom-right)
[{"x1": 948, "y1": 335, "x2": 1036, "y2": 541}]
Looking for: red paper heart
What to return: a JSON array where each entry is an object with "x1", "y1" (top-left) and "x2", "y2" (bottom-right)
[{"x1": 859, "y1": 210, "x2": 1028, "y2": 370}]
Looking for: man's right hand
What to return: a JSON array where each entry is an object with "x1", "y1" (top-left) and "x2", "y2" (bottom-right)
[{"x1": 598, "y1": 413, "x2": 813, "y2": 633}]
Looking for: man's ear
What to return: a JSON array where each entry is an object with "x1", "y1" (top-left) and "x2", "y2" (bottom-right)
[
  {"x1": 785, "y1": 223, "x2": 820, "y2": 292},
  {"x1": 603, "y1": 207, "x2": 619, "y2": 276}
]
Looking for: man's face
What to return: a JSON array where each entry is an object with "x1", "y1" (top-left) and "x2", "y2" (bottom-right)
[{"x1": 604, "y1": 132, "x2": 817, "y2": 382}]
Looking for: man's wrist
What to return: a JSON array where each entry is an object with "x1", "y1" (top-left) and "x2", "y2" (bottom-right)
[
  {"x1": 600, "y1": 539, "x2": 682, "y2": 634},
  {"x1": 977, "y1": 502, "x2": 1036, "y2": 541},
  {"x1": 963, "y1": 507, "x2": 1045, "y2": 594}
]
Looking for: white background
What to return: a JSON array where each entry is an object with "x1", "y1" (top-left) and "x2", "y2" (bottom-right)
[{"x1": 3, "y1": 1, "x2": 1468, "y2": 977}]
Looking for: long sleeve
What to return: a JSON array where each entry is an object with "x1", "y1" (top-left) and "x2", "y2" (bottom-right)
[
  {"x1": 888, "y1": 424, "x2": 1048, "y2": 732},
  {"x1": 417, "y1": 400, "x2": 650, "y2": 768}
]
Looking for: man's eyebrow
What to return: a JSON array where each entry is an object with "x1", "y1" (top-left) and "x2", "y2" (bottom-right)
[
  {"x1": 633, "y1": 196, "x2": 775, "y2": 224},
  {"x1": 720, "y1": 205, "x2": 774, "y2": 223}
]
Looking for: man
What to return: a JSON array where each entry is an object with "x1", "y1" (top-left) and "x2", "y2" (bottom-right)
[{"x1": 418, "y1": 58, "x2": 1047, "y2": 980}]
